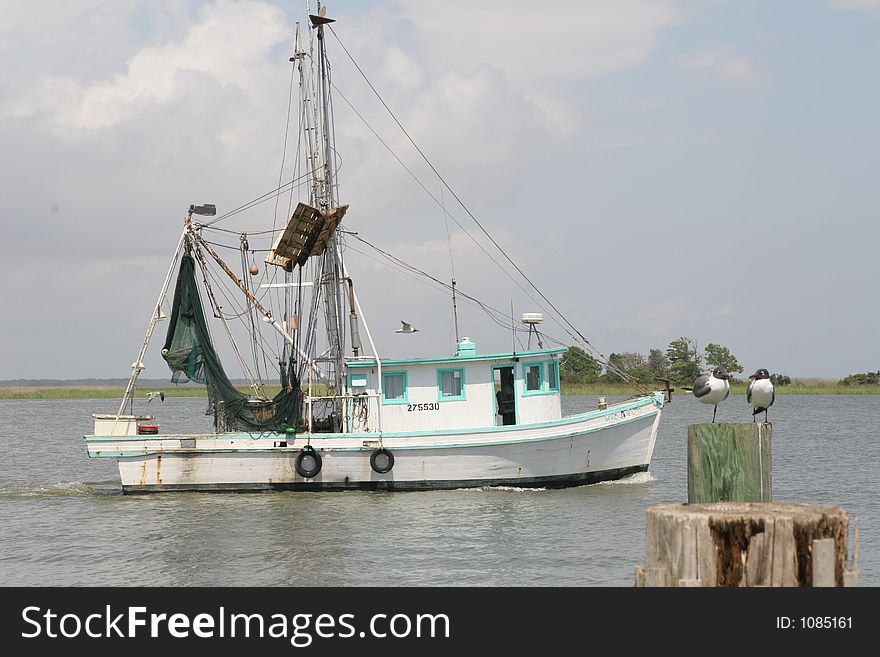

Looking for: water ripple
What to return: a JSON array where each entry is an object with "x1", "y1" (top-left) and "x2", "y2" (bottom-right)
[{"x1": 0, "y1": 480, "x2": 121, "y2": 498}]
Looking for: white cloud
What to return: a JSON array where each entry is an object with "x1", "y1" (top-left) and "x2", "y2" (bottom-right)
[
  {"x1": 681, "y1": 47, "x2": 765, "y2": 87},
  {"x1": 7, "y1": 1, "x2": 288, "y2": 132},
  {"x1": 395, "y1": 0, "x2": 682, "y2": 81}
]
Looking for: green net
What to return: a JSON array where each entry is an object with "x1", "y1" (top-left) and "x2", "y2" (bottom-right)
[{"x1": 161, "y1": 253, "x2": 302, "y2": 432}]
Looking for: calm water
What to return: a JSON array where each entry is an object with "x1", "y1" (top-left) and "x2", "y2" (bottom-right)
[{"x1": 0, "y1": 395, "x2": 876, "y2": 586}]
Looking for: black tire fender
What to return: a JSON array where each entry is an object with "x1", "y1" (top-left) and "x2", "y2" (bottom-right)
[
  {"x1": 295, "y1": 445, "x2": 322, "y2": 478},
  {"x1": 370, "y1": 448, "x2": 394, "y2": 474}
]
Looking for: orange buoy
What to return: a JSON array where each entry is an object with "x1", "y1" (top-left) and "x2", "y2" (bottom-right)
[{"x1": 249, "y1": 264, "x2": 259, "y2": 276}]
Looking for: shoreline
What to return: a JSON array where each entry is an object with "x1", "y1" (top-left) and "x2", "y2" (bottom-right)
[{"x1": 2, "y1": 382, "x2": 879, "y2": 400}]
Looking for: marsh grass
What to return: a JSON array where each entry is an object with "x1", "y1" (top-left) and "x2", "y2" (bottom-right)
[
  {"x1": 561, "y1": 381, "x2": 880, "y2": 396},
  {"x1": 2, "y1": 381, "x2": 878, "y2": 399}
]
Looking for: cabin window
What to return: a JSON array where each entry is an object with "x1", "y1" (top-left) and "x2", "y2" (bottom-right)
[
  {"x1": 547, "y1": 361, "x2": 560, "y2": 391},
  {"x1": 525, "y1": 364, "x2": 543, "y2": 392},
  {"x1": 524, "y1": 361, "x2": 559, "y2": 395},
  {"x1": 382, "y1": 371, "x2": 408, "y2": 404},
  {"x1": 437, "y1": 368, "x2": 465, "y2": 401}
]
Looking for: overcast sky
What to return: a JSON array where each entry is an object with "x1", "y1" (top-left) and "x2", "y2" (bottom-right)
[{"x1": 1, "y1": 0, "x2": 878, "y2": 380}]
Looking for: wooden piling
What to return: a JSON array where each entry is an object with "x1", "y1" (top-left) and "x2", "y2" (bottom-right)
[
  {"x1": 634, "y1": 502, "x2": 858, "y2": 587},
  {"x1": 688, "y1": 422, "x2": 771, "y2": 503}
]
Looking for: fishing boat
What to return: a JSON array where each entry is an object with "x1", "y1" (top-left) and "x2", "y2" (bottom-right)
[{"x1": 84, "y1": 4, "x2": 666, "y2": 493}]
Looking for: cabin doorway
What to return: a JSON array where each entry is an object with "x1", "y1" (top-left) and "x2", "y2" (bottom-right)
[{"x1": 493, "y1": 366, "x2": 516, "y2": 426}]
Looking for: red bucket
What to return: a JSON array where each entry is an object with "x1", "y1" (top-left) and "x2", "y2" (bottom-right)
[{"x1": 137, "y1": 424, "x2": 160, "y2": 435}]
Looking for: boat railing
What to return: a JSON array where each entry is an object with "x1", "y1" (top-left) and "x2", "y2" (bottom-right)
[{"x1": 304, "y1": 392, "x2": 382, "y2": 433}]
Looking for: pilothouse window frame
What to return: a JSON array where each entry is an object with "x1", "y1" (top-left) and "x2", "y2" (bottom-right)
[
  {"x1": 436, "y1": 368, "x2": 466, "y2": 402},
  {"x1": 381, "y1": 371, "x2": 408, "y2": 405},
  {"x1": 523, "y1": 363, "x2": 544, "y2": 395},
  {"x1": 523, "y1": 360, "x2": 561, "y2": 397}
]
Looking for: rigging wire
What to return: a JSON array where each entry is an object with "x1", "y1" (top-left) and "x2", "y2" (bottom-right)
[
  {"x1": 197, "y1": 168, "x2": 321, "y2": 228},
  {"x1": 440, "y1": 183, "x2": 460, "y2": 345},
  {"x1": 201, "y1": 268, "x2": 278, "y2": 376},
  {"x1": 345, "y1": 245, "x2": 528, "y2": 337},
  {"x1": 181, "y1": 23, "x2": 647, "y2": 396},
  {"x1": 193, "y1": 245, "x2": 262, "y2": 393},
  {"x1": 328, "y1": 26, "x2": 649, "y2": 394},
  {"x1": 329, "y1": 67, "x2": 632, "y2": 377},
  {"x1": 195, "y1": 241, "x2": 285, "y2": 370},
  {"x1": 273, "y1": 58, "x2": 298, "y2": 237},
  {"x1": 328, "y1": 82, "x2": 542, "y2": 310},
  {"x1": 345, "y1": 236, "x2": 538, "y2": 337},
  {"x1": 240, "y1": 234, "x2": 266, "y2": 385}
]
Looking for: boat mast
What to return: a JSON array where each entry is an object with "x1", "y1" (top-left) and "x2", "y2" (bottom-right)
[{"x1": 311, "y1": 4, "x2": 346, "y2": 418}]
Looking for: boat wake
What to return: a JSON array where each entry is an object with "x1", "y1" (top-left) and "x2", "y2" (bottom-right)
[
  {"x1": 0, "y1": 481, "x2": 122, "y2": 498},
  {"x1": 472, "y1": 486, "x2": 548, "y2": 493},
  {"x1": 596, "y1": 472, "x2": 656, "y2": 486}
]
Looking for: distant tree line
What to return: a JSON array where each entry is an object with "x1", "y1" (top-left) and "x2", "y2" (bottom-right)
[
  {"x1": 560, "y1": 337, "x2": 748, "y2": 385},
  {"x1": 838, "y1": 371, "x2": 880, "y2": 386}
]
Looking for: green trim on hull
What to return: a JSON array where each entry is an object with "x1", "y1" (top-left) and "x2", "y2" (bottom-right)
[
  {"x1": 86, "y1": 405, "x2": 661, "y2": 458},
  {"x1": 85, "y1": 393, "x2": 664, "y2": 444}
]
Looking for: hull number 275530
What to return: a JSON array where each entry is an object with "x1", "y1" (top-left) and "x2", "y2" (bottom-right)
[{"x1": 407, "y1": 403, "x2": 439, "y2": 412}]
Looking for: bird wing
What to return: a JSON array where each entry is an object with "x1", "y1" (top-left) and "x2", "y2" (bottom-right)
[
  {"x1": 747, "y1": 380, "x2": 753, "y2": 404},
  {"x1": 770, "y1": 390, "x2": 775, "y2": 407},
  {"x1": 692, "y1": 374, "x2": 711, "y2": 398}
]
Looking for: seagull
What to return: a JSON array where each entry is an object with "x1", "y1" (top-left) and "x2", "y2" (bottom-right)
[
  {"x1": 691, "y1": 368, "x2": 731, "y2": 423},
  {"x1": 396, "y1": 321, "x2": 419, "y2": 334},
  {"x1": 747, "y1": 368, "x2": 775, "y2": 423},
  {"x1": 146, "y1": 391, "x2": 165, "y2": 403}
]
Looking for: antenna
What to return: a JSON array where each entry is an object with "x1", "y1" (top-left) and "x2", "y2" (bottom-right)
[
  {"x1": 522, "y1": 313, "x2": 544, "y2": 350},
  {"x1": 510, "y1": 299, "x2": 516, "y2": 356},
  {"x1": 439, "y1": 183, "x2": 460, "y2": 346}
]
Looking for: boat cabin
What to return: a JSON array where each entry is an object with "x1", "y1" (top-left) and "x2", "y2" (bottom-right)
[{"x1": 344, "y1": 339, "x2": 565, "y2": 433}]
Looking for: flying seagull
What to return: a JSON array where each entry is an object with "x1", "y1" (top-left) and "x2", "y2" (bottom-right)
[
  {"x1": 691, "y1": 368, "x2": 731, "y2": 423},
  {"x1": 396, "y1": 321, "x2": 419, "y2": 334},
  {"x1": 146, "y1": 391, "x2": 165, "y2": 403},
  {"x1": 747, "y1": 368, "x2": 775, "y2": 423}
]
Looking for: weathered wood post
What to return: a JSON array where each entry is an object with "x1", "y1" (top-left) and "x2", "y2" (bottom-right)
[
  {"x1": 688, "y1": 422, "x2": 771, "y2": 503},
  {"x1": 636, "y1": 420, "x2": 859, "y2": 586},
  {"x1": 635, "y1": 502, "x2": 859, "y2": 587}
]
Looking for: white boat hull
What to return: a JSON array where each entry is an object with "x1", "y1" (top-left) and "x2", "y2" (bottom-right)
[{"x1": 85, "y1": 395, "x2": 663, "y2": 493}]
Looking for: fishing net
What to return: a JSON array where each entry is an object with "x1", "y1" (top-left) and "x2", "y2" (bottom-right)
[{"x1": 161, "y1": 253, "x2": 302, "y2": 432}]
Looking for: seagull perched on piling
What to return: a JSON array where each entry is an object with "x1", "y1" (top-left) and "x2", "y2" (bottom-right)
[
  {"x1": 691, "y1": 368, "x2": 731, "y2": 423},
  {"x1": 396, "y1": 321, "x2": 419, "y2": 334},
  {"x1": 747, "y1": 368, "x2": 775, "y2": 423},
  {"x1": 146, "y1": 391, "x2": 165, "y2": 403}
]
